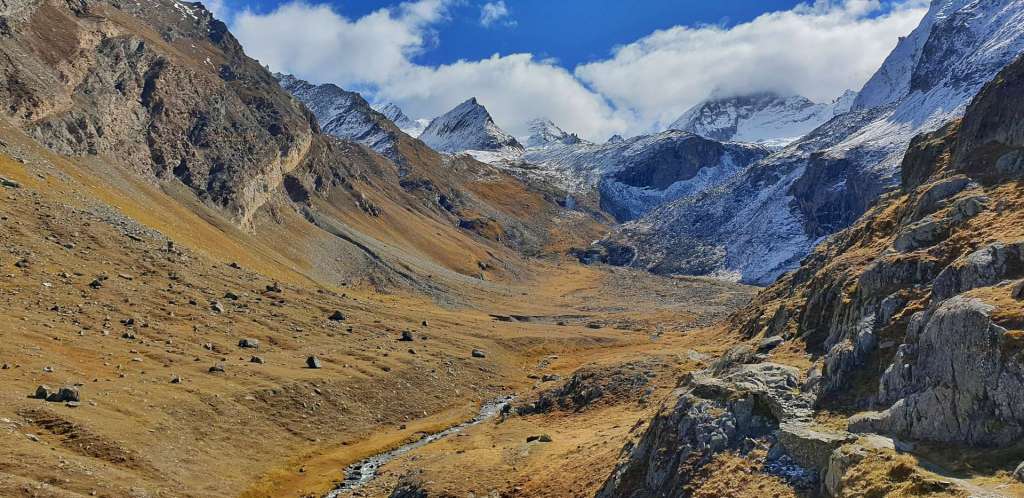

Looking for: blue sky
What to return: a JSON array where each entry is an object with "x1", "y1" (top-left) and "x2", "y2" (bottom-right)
[
  {"x1": 220, "y1": 0, "x2": 929, "y2": 139},
  {"x1": 226, "y1": 0, "x2": 807, "y2": 69}
]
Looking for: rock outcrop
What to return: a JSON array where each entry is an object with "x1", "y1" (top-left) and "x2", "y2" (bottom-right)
[
  {"x1": 597, "y1": 362, "x2": 813, "y2": 497},
  {"x1": 733, "y1": 53, "x2": 1024, "y2": 447}
]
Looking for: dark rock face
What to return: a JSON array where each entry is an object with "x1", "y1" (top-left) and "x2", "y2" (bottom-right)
[{"x1": 608, "y1": 137, "x2": 730, "y2": 191}]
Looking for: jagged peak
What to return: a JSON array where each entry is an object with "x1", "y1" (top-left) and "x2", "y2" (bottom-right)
[
  {"x1": 419, "y1": 97, "x2": 523, "y2": 154},
  {"x1": 526, "y1": 117, "x2": 584, "y2": 148}
]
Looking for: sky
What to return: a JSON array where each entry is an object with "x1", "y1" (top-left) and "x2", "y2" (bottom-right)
[{"x1": 210, "y1": 0, "x2": 930, "y2": 140}]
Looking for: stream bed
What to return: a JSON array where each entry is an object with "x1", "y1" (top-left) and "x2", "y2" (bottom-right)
[{"x1": 324, "y1": 394, "x2": 516, "y2": 497}]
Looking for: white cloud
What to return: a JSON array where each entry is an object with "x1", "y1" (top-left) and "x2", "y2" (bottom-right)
[
  {"x1": 232, "y1": 0, "x2": 450, "y2": 86},
  {"x1": 232, "y1": 0, "x2": 928, "y2": 140},
  {"x1": 576, "y1": 0, "x2": 929, "y2": 128},
  {"x1": 480, "y1": 1, "x2": 513, "y2": 27}
]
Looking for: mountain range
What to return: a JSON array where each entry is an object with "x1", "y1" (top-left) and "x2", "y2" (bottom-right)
[{"x1": 4, "y1": 0, "x2": 1023, "y2": 496}]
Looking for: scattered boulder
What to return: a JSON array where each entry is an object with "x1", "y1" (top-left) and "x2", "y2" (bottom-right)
[
  {"x1": 211, "y1": 301, "x2": 225, "y2": 313},
  {"x1": 88, "y1": 278, "x2": 103, "y2": 289},
  {"x1": 1014, "y1": 461, "x2": 1024, "y2": 483},
  {"x1": 399, "y1": 330, "x2": 414, "y2": 341},
  {"x1": 541, "y1": 374, "x2": 561, "y2": 382},
  {"x1": 266, "y1": 282, "x2": 282, "y2": 293},
  {"x1": 250, "y1": 356, "x2": 265, "y2": 364},
  {"x1": 0, "y1": 176, "x2": 21, "y2": 188},
  {"x1": 328, "y1": 310, "x2": 346, "y2": 321},
  {"x1": 208, "y1": 362, "x2": 226, "y2": 373},
  {"x1": 471, "y1": 349, "x2": 486, "y2": 358},
  {"x1": 237, "y1": 338, "x2": 260, "y2": 349},
  {"x1": 526, "y1": 434, "x2": 552, "y2": 443},
  {"x1": 47, "y1": 386, "x2": 80, "y2": 403},
  {"x1": 33, "y1": 385, "x2": 52, "y2": 400},
  {"x1": 170, "y1": 375, "x2": 182, "y2": 384},
  {"x1": 306, "y1": 356, "x2": 322, "y2": 369},
  {"x1": 224, "y1": 291, "x2": 239, "y2": 300}
]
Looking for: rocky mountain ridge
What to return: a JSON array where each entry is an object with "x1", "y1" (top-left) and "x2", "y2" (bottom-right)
[
  {"x1": 669, "y1": 90, "x2": 856, "y2": 148},
  {"x1": 276, "y1": 73, "x2": 405, "y2": 162}
]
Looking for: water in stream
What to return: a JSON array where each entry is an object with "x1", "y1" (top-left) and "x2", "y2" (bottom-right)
[{"x1": 324, "y1": 395, "x2": 516, "y2": 497}]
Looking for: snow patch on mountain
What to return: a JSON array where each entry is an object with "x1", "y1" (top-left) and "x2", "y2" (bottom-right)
[{"x1": 668, "y1": 91, "x2": 855, "y2": 147}]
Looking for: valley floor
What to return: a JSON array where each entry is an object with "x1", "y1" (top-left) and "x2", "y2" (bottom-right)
[{"x1": 0, "y1": 138, "x2": 755, "y2": 498}]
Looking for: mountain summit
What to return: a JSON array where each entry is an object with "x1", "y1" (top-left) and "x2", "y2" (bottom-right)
[
  {"x1": 419, "y1": 98, "x2": 524, "y2": 155},
  {"x1": 525, "y1": 118, "x2": 585, "y2": 148},
  {"x1": 668, "y1": 91, "x2": 852, "y2": 147}
]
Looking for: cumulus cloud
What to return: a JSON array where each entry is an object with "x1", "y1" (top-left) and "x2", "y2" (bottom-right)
[
  {"x1": 232, "y1": 0, "x2": 449, "y2": 86},
  {"x1": 232, "y1": 0, "x2": 928, "y2": 140},
  {"x1": 576, "y1": 0, "x2": 929, "y2": 128},
  {"x1": 480, "y1": 1, "x2": 513, "y2": 27}
]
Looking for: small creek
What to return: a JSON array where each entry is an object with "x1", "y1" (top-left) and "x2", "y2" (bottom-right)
[{"x1": 324, "y1": 394, "x2": 516, "y2": 497}]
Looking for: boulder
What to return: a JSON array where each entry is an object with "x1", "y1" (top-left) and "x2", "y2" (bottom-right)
[
  {"x1": 776, "y1": 421, "x2": 856, "y2": 472},
  {"x1": 250, "y1": 356, "x2": 264, "y2": 364},
  {"x1": 306, "y1": 356, "x2": 322, "y2": 369},
  {"x1": 471, "y1": 349, "x2": 486, "y2": 358},
  {"x1": 208, "y1": 362, "x2": 225, "y2": 373},
  {"x1": 399, "y1": 330, "x2": 414, "y2": 341},
  {"x1": 33, "y1": 385, "x2": 52, "y2": 400},
  {"x1": 48, "y1": 386, "x2": 80, "y2": 403},
  {"x1": 758, "y1": 335, "x2": 785, "y2": 352},
  {"x1": 238, "y1": 338, "x2": 259, "y2": 349},
  {"x1": 1014, "y1": 461, "x2": 1024, "y2": 483},
  {"x1": 328, "y1": 310, "x2": 346, "y2": 321}
]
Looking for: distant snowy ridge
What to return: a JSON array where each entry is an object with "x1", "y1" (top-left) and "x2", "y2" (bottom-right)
[
  {"x1": 526, "y1": 118, "x2": 587, "y2": 148},
  {"x1": 376, "y1": 102, "x2": 429, "y2": 137},
  {"x1": 418, "y1": 98, "x2": 524, "y2": 155},
  {"x1": 275, "y1": 73, "x2": 402, "y2": 159},
  {"x1": 669, "y1": 91, "x2": 856, "y2": 147}
]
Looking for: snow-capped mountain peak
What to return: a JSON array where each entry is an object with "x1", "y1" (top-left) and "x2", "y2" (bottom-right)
[
  {"x1": 375, "y1": 102, "x2": 429, "y2": 137},
  {"x1": 668, "y1": 91, "x2": 851, "y2": 147},
  {"x1": 525, "y1": 118, "x2": 585, "y2": 148},
  {"x1": 419, "y1": 98, "x2": 524, "y2": 155}
]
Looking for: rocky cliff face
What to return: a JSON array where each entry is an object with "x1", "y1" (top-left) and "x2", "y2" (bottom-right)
[
  {"x1": 669, "y1": 91, "x2": 854, "y2": 148},
  {"x1": 0, "y1": 0, "x2": 319, "y2": 226},
  {"x1": 600, "y1": 53, "x2": 1024, "y2": 498},
  {"x1": 608, "y1": 0, "x2": 1024, "y2": 284}
]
